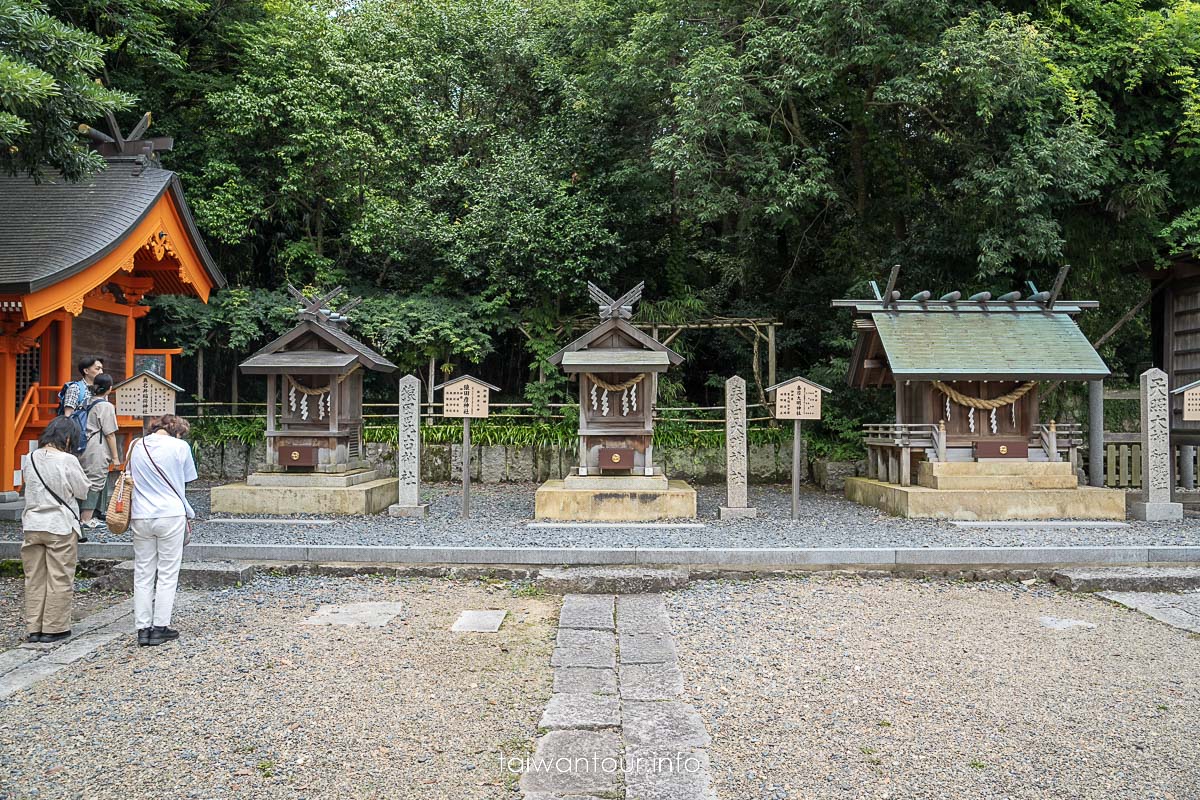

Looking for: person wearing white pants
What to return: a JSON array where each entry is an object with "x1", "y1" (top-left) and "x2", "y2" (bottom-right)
[{"x1": 127, "y1": 415, "x2": 197, "y2": 647}]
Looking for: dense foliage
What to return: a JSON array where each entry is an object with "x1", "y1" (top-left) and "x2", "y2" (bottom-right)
[{"x1": 5, "y1": 0, "x2": 1199, "y2": 454}]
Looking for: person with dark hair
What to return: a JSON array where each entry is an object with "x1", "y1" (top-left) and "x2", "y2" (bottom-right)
[
  {"x1": 20, "y1": 417, "x2": 90, "y2": 643},
  {"x1": 127, "y1": 414, "x2": 197, "y2": 647},
  {"x1": 60, "y1": 356, "x2": 103, "y2": 416},
  {"x1": 79, "y1": 373, "x2": 120, "y2": 529}
]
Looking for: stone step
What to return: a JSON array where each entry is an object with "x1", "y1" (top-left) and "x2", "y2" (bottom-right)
[
  {"x1": 537, "y1": 566, "x2": 689, "y2": 594},
  {"x1": 103, "y1": 560, "x2": 255, "y2": 591},
  {"x1": 918, "y1": 475, "x2": 1078, "y2": 490},
  {"x1": 920, "y1": 461, "x2": 1076, "y2": 477},
  {"x1": 1053, "y1": 567, "x2": 1200, "y2": 593}
]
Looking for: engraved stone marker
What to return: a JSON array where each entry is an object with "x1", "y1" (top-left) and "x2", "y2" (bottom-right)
[
  {"x1": 719, "y1": 376, "x2": 756, "y2": 520},
  {"x1": 389, "y1": 374, "x2": 429, "y2": 518},
  {"x1": 1131, "y1": 368, "x2": 1182, "y2": 520}
]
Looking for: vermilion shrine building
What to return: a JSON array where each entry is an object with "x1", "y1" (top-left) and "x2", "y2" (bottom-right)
[{"x1": 0, "y1": 129, "x2": 224, "y2": 495}]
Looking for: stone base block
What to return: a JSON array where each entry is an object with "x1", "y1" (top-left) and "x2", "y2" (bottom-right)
[
  {"x1": 845, "y1": 477, "x2": 1126, "y2": 520},
  {"x1": 534, "y1": 479, "x2": 697, "y2": 521},
  {"x1": 246, "y1": 468, "x2": 380, "y2": 488},
  {"x1": 0, "y1": 497, "x2": 23, "y2": 522},
  {"x1": 211, "y1": 478, "x2": 398, "y2": 516},
  {"x1": 106, "y1": 560, "x2": 254, "y2": 591},
  {"x1": 1129, "y1": 500, "x2": 1184, "y2": 521},
  {"x1": 563, "y1": 474, "x2": 669, "y2": 491},
  {"x1": 387, "y1": 503, "x2": 430, "y2": 518},
  {"x1": 537, "y1": 567, "x2": 690, "y2": 594},
  {"x1": 918, "y1": 461, "x2": 1078, "y2": 490},
  {"x1": 718, "y1": 506, "x2": 758, "y2": 520}
]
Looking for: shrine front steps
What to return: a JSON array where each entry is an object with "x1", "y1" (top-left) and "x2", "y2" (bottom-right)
[
  {"x1": 210, "y1": 469, "x2": 398, "y2": 516},
  {"x1": 917, "y1": 461, "x2": 1079, "y2": 491},
  {"x1": 845, "y1": 477, "x2": 1127, "y2": 521},
  {"x1": 535, "y1": 479, "x2": 697, "y2": 521}
]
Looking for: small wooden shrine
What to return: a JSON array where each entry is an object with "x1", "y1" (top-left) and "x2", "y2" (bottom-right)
[
  {"x1": 548, "y1": 282, "x2": 683, "y2": 476},
  {"x1": 536, "y1": 282, "x2": 695, "y2": 520},
  {"x1": 834, "y1": 266, "x2": 1126, "y2": 520},
  {"x1": 238, "y1": 286, "x2": 396, "y2": 473}
]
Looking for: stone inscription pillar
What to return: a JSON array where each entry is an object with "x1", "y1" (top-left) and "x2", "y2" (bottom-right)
[
  {"x1": 719, "y1": 376, "x2": 757, "y2": 520},
  {"x1": 389, "y1": 374, "x2": 430, "y2": 517},
  {"x1": 1131, "y1": 368, "x2": 1182, "y2": 520}
]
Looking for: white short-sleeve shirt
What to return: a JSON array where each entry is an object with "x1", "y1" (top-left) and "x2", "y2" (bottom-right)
[{"x1": 129, "y1": 434, "x2": 198, "y2": 519}]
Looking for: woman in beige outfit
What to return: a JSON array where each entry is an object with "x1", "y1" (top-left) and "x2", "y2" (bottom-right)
[{"x1": 21, "y1": 417, "x2": 90, "y2": 643}]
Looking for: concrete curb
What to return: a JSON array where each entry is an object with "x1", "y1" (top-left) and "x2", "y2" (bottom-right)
[{"x1": 2, "y1": 541, "x2": 1198, "y2": 569}]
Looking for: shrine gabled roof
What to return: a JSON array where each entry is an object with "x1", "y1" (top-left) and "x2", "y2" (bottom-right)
[
  {"x1": 547, "y1": 318, "x2": 684, "y2": 367},
  {"x1": 243, "y1": 319, "x2": 396, "y2": 373},
  {"x1": 239, "y1": 351, "x2": 358, "y2": 375},
  {"x1": 0, "y1": 158, "x2": 225, "y2": 294},
  {"x1": 867, "y1": 311, "x2": 1110, "y2": 381}
]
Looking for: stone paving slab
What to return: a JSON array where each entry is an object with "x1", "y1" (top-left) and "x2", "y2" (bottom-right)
[
  {"x1": 1054, "y1": 566, "x2": 1200, "y2": 593},
  {"x1": 554, "y1": 667, "x2": 617, "y2": 695},
  {"x1": 71, "y1": 599, "x2": 133, "y2": 636},
  {"x1": 300, "y1": 601, "x2": 404, "y2": 627},
  {"x1": 519, "y1": 730, "x2": 623, "y2": 796},
  {"x1": 0, "y1": 659, "x2": 66, "y2": 700},
  {"x1": 451, "y1": 609, "x2": 507, "y2": 632},
  {"x1": 617, "y1": 595, "x2": 672, "y2": 634},
  {"x1": 1099, "y1": 590, "x2": 1200, "y2": 633},
  {"x1": 619, "y1": 632, "x2": 678, "y2": 665},
  {"x1": 624, "y1": 746, "x2": 716, "y2": 800},
  {"x1": 539, "y1": 567, "x2": 690, "y2": 594},
  {"x1": 552, "y1": 629, "x2": 617, "y2": 669},
  {"x1": 621, "y1": 701, "x2": 711, "y2": 749},
  {"x1": 539, "y1": 693, "x2": 621, "y2": 730},
  {"x1": 42, "y1": 632, "x2": 123, "y2": 665},
  {"x1": 619, "y1": 662, "x2": 685, "y2": 701},
  {"x1": 0, "y1": 648, "x2": 37, "y2": 676},
  {"x1": 559, "y1": 595, "x2": 615, "y2": 630}
]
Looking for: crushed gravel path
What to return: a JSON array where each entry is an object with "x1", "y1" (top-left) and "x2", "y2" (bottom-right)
[
  {"x1": 3, "y1": 483, "x2": 1197, "y2": 550},
  {"x1": 667, "y1": 577, "x2": 1200, "y2": 800},
  {"x1": 0, "y1": 575, "x2": 558, "y2": 800}
]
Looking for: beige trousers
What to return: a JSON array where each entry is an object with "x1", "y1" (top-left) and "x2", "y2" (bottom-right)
[{"x1": 21, "y1": 531, "x2": 78, "y2": 635}]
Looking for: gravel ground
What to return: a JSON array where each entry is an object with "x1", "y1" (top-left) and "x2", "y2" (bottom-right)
[
  {"x1": 0, "y1": 575, "x2": 127, "y2": 650},
  {"x1": 0, "y1": 575, "x2": 558, "y2": 800},
  {"x1": 3, "y1": 482, "x2": 1200, "y2": 548},
  {"x1": 668, "y1": 576, "x2": 1200, "y2": 800}
]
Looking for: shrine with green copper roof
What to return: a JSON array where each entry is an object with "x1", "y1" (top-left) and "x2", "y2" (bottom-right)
[{"x1": 831, "y1": 265, "x2": 1125, "y2": 521}]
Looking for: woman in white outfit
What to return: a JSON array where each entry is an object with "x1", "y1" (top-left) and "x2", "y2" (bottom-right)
[{"x1": 127, "y1": 414, "x2": 197, "y2": 647}]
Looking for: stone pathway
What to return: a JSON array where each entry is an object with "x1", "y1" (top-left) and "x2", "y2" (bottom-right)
[
  {"x1": 521, "y1": 593, "x2": 715, "y2": 800},
  {"x1": 1099, "y1": 590, "x2": 1200, "y2": 633},
  {"x1": 0, "y1": 599, "x2": 134, "y2": 700}
]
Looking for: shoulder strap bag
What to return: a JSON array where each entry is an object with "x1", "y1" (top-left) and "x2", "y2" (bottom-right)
[
  {"x1": 28, "y1": 450, "x2": 80, "y2": 527},
  {"x1": 104, "y1": 438, "x2": 140, "y2": 534},
  {"x1": 141, "y1": 437, "x2": 193, "y2": 546}
]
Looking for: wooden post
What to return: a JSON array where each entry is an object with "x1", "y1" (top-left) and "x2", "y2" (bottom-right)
[
  {"x1": 462, "y1": 417, "x2": 471, "y2": 518},
  {"x1": 196, "y1": 348, "x2": 205, "y2": 417},
  {"x1": 266, "y1": 374, "x2": 277, "y2": 467},
  {"x1": 1048, "y1": 419, "x2": 1059, "y2": 462},
  {"x1": 936, "y1": 419, "x2": 947, "y2": 462},
  {"x1": 900, "y1": 446, "x2": 911, "y2": 486},
  {"x1": 887, "y1": 449, "x2": 899, "y2": 484},
  {"x1": 791, "y1": 418, "x2": 801, "y2": 520},
  {"x1": 231, "y1": 364, "x2": 239, "y2": 415},
  {"x1": 768, "y1": 324, "x2": 777, "y2": 392},
  {"x1": 427, "y1": 356, "x2": 436, "y2": 411},
  {"x1": 0, "y1": 348, "x2": 16, "y2": 492},
  {"x1": 56, "y1": 316, "x2": 72, "y2": 386},
  {"x1": 1088, "y1": 379, "x2": 1104, "y2": 487}
]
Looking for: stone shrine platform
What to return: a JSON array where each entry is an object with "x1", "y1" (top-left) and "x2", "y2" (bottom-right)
[
  {"x1": 846, "y1": 461, "x2": 1127, "y2": 520},
  {"x1": 535, "y1": 475, "x2": 697, "y2": 521},
  {"x1": 210, "y1": 468, "x2": 398, "y2": 516}
]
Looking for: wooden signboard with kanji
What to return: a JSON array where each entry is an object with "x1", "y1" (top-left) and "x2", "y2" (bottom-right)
[
  {"x1": 1184, "y1": 386, "x2": 1200, "y2": 422},
  {"x1": 440, "y1": 377, "x2": 494, "y2": 418},
  {"x1": 774, "y1": 380, "x2": 825, "y2": 420},
  {"x1": 112, "y1": 371, "x2": 183, "y2": 418}
]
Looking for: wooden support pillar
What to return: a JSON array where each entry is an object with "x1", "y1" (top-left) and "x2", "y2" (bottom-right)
[
  {"x1": 865, "y1": 446, "x2": 876, "y2": 479},
  {"x1": 0, "y1": 348, "x2": 17, "y2": 492},
  {"x1": 1088, "y1": 379, "x2": 1104, "y2": 487},
  {"x1": 900, "y1": 446, "x2": 911, "y2": 486},
  {"x1": 56, "y1": 315, "x2": 72, "y2": 386},
  {"x1": 767, "y1": 324, "x2": 777, "y2": 391},
  {"x1": 265, "y1": 374, "x2": 277, "y2": 467},
  {"x1": 887, "y1": 449, "x2": 899, "y2": 484}
]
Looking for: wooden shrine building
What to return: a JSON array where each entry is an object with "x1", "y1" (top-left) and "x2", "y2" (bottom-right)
[
  {"x1": 0, "y1": 115, "x2": 224, "y2": 497},
  {"x1": 536, "y1": 282, "x2": 695, "y2": 520},
  {"x1": 833, "y1": 267, "x2": 1126, "y2": 519},
  {"x1": 238, "y1": 287, "x2": 396, "y2": 473}
]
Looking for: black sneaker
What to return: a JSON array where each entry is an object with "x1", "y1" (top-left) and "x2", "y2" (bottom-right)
[
  {"x1": 137, "y1": 628, "x2": 153, "y2": 647},
  {"x1": 26, "y1": 632, "x2": 44, "y2": 644},
  {"x1": 40, "y1": 631, "x2": 71, "y2": 644},
  {"x1": 149, "y1": 626, "x2": 179, "y2": 645}
]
